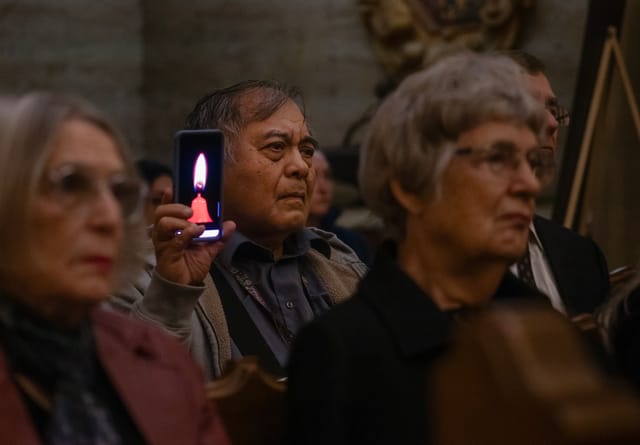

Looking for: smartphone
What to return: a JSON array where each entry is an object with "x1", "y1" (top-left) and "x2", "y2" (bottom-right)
[{"x1": 174, "y1": 129, "x2": 224, "y2": 242}]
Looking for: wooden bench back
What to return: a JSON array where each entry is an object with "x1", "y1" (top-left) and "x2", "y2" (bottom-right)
[
  {"x1": 432, "y1": 304, "x2": 640, "y2": 445},
  {"x1": 206, "y1": 357, "x2": 286, "y2": 445}
]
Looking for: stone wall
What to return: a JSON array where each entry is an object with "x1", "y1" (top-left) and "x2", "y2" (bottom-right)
[
  {"x1": 141, "y1": 0, "x2": 383, "y2": 163},
  {"x1": 0, "y1": 0, "x2": 589, "y2": 165},
  {"x1": 5, "y1": 1, "x2": 640, "y2": 272},
  {"x1": 0, "y1": 0, "x2": 143, "y2": 151}
]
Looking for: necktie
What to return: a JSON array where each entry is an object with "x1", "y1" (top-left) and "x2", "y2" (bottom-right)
[{"x1": 516, "y1": 240, "x2": 537, "y2": 289}]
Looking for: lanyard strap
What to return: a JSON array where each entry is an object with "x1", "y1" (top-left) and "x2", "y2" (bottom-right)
[
  {"x1": 224, "y1": 263, "x2": 269, "y2": 309},
  {"x1": 217, "y1": 261, "x2": 296, "y2": 344},
  {"x1": 210, "y1": 263, "x2": 285, "y2": 376}
]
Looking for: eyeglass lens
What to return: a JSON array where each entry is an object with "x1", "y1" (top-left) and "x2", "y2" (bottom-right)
[
  {"x1": 457, "y1": 145, "x2": 555, "y2": 185},
  {"x1": 46, "y1": 165, "x2": 142, "y2": 219},
  {"x1": 548, "y1": 104, "x2": 570, "y2": 126}
]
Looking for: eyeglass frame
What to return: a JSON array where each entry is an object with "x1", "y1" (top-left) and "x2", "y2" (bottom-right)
[
  {"x1": 39, "y1": 163, "x2": 145, "y2": 222},
  {"x1": 454, "y1": 142, "x2": 556, "y2": 187},
  {"x1": 546, "y1": 101, "x2": 570, "y2": 127}
]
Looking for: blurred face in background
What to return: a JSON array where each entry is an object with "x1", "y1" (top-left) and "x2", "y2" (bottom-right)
[
  {"x1": 526, "y1": 72, "x2": 560, "y2": 151},
  {"x1": 144, "y1": 174, "x2": 172, "y2": 226},
  {"x1": 309, "y1": 151, "x2": 334, "y2": 222},
  {"x1": 11, "y1": 119, "x2": 134, "y2": 324}
]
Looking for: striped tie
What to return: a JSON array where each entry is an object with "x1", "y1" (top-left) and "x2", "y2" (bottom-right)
[{"x1": 516, "y1": 238, "x2": 536, "y2": 289}]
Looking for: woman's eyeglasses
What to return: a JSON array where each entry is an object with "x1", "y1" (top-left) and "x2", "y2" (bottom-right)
[
  {"x1": 455, "y1": 143, "x2": 555, "y2": 186},
  {"x1": 42, "y1": 164, "x2": 144, "y2": 221}
]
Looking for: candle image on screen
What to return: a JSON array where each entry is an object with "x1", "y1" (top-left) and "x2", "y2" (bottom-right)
[{"x1": 187, "y1": 152, "x2": 213, "y2": 223}]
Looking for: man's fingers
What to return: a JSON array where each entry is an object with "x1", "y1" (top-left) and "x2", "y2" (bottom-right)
[
  {"x1": 155, "y1": 203, "x2": 193, "y2": 221},
  {"x1": 154, "y1": 217, "x2": 200, "y2": 242},
  {"x1": 220, "y1": 220, "x2": 237, "y2": 242},
  {"x1": 180, "y1": 223, "x2": 206, "y2": 240},
  {"x1": 155, "y1": 217, "x2": 235, "y2": 247},
  {"x1": 201, "y1": 220, "x2": 237, "y2": 257}
]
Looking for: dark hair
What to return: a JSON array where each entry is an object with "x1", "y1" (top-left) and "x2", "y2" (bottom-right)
[
  {"x1": 184, "y1": 80, "x2": 305, "y2": 160},
  {"x1": 501, "y1": 50, "x2": 546, "y2": 75},
  {"x1": 135, "y1": 158, "x2": 173, "y2": 185}
]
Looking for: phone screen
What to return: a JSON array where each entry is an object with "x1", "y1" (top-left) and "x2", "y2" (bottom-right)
[{"x1": 174, "y1": 129, "x2": 224, "y2": 241}]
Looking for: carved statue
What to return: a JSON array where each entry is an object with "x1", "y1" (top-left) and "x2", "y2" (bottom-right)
[{"x1": 358, "y1": 0, "x2": 535, "y2": 93}]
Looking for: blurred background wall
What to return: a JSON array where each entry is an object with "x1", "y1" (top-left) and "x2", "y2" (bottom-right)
[
  {"x1": 579, "y1": 2, "x2": 640, "y2": 269},
  {"x1": 0, "y1": 1, "x2": 144, "y2": 149},
  {"x1": 5, "y1": 0, "x2": 639, "y2": 268},
  {"x1": 0, "y1": 0, "x2": 586, "y2": 161}
]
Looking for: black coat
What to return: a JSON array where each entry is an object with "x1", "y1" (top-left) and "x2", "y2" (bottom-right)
[
  {"x1": 286, "y1": 243, "x2": 542, "y2": 445},
  {"x1": 533, "y1": 215, "x2": 610, "y2": 316}
]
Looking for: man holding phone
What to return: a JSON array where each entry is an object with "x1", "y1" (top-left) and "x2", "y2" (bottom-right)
[{"x1": 118, "y1": 80, "x2": 367, "y2": 379}]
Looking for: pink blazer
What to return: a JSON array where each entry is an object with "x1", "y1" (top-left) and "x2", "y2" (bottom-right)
[{"x1": 0, "y1": 308, "x2": 230, "y2": 445}]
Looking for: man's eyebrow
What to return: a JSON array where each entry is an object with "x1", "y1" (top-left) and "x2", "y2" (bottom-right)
[
  {"x1": 490, "y1": 140, "x2": 519, "y2": 150},
  {"x1": 301, "y1": 135, "x2": 319, "y2": 150},
  {"x1": 262, "y1": 129, "x2": 291, "y2": 142},
  {"x1": 262, "y1": 130, "x2": 319, "y2": 150}
]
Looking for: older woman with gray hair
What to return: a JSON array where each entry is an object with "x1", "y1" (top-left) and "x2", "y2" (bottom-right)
[
  {"x1": 0, "y1": 93, "x2": 229, "y2": 444},
  {"x1": 287, "y1": 51, "x2": 551, "y2": 445}
]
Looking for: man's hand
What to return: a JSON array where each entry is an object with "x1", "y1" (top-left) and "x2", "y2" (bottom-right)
[{"x1": 152, "y1": 189, "x2": 236, "y2": 286}]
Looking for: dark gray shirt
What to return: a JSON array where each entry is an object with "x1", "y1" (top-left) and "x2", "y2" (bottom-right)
[{"x1": 215, "y1": 229, "x2": 332, "y2": 367}]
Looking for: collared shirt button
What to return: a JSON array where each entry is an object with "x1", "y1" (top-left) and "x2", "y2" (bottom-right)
[{"x1": 285, "y1": 301, "x2": 295, "y2": 309}]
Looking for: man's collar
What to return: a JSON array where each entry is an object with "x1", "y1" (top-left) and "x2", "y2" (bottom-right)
[
  {"x1": 307, "y1": 229, "x2": 331, "y2": 258},
  {"x1": 529, "y1": 221, "x2": 543, "y2": 249},
  {"x1": 219, "y1": 228, "x2": 330, "y2": 265}
]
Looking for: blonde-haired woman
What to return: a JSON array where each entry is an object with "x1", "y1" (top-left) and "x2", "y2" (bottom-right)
[{"x1": 0, "y1": 92, "x2": 229, "y2": 445}]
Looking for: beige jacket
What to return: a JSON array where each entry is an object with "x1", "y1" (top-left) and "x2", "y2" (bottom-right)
[{"x1": 113, "y1": 228, "x2": 367, "y2": 380}]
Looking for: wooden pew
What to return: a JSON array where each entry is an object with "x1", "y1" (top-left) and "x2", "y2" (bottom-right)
[
  {"x1": 206, "y1": 357, "x2": 286, "y2": 445},
  {"x1": 432, "y1": 303, "x2": 640, "y2": 445}
]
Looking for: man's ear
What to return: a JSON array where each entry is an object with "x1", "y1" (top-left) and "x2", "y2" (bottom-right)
[{"x1": 390, "y1": 178, "x2": 423, "y2": 215}]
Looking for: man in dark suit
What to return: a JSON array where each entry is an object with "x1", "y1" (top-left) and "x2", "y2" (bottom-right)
[{"x1": 506, "y1": 51, "x2": 610, "y2": 318}]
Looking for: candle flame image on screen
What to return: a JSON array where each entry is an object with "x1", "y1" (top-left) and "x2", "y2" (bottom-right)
[{"x1": 187, "y1": 152, "x2": 213, "y2": 223}]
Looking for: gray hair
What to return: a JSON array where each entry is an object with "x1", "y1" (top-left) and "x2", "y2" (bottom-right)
[
  {"x1": 184, "y1": 80, "x2": 306, "y2": 161},
  {"x1": 359, "y1": 51, "x2": 547, "y2": 240},
  {"x1": 0, "y1": 92, "x2": 144, "y2": 291}
]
